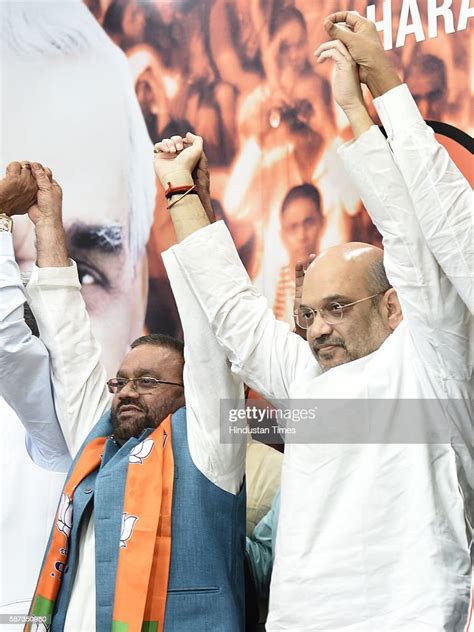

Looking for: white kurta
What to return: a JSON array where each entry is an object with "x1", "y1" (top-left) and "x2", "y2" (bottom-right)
[
  {"x1": 0, "y1": 233, "x2": 70, "y2": 627},
  {"x1": 163, "y1": 85, "x2": 473, "y2": 631}
]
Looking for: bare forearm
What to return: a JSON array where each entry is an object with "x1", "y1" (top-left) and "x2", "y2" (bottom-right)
[
  {"x1": 344, "y1": 104, "x2": 374, "y2": 139},
  {"x1": 170, "y1": 199, "x2": 211, "y2": 242},
  {"x1": 35, "y1": 220, "x2": 69, "y2": 268},
  {"x1": 366, "y1": 63, "x2": 402, "y2": 99},
  {"x1": 163, "y1": 171, "x2": 211, "y2": 243}
]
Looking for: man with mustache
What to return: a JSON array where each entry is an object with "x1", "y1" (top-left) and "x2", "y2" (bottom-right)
[
  {"x1": 20, "y1": 163, "x2": 246, "y2": 631},
  {"x1": 153, "y1": 12, "x2": 472, "y2": 632}
]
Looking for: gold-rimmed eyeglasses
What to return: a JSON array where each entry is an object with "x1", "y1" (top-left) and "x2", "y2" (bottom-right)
[
  {"x1": 107, "y1": 376, "x2": 184, "y2": 394},
  {"x1": 295, "y1": 292, "x2": 385, "y2": 329}
]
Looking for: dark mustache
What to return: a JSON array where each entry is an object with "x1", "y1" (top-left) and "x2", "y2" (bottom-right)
[
  {"x1": 312, "y1": 335, "x2": 346, "y2": 351},
  {"x1": 118, "y1": 400, "x2": 144, "y2": 413}
]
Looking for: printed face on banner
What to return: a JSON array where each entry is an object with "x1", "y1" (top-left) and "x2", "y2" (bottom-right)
[
  {"x1": 405, "y1": 55, "x2": 447, "y2": 120},
  {"x1": 275, "y1": 18, "x2": 308, "y2": 74},
  {"x1": 4, "y1": 59, "x2": 148, "y2": 376},
  {"x1": 281, "y1": 197, "x2": 323, "y2": 266}
]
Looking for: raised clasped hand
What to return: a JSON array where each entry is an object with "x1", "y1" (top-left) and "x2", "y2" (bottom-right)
[
  {"x1": 26, "y1": 163, "x2": 63, "y2": 227},
  {"x1": 313, "y1": 39, "x2": 365, "y2": 114},
  {"x1": 153, "y1": 132, "x2": 204, "y2": 189},
  {"x1": 0, "y1": 161, "x2": 38, "y2": 217},
  {"x1": 321, "y1": 11, "x2": 386, "y2": 85}
]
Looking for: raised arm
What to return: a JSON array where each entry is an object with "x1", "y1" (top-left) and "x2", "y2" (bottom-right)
[
  {"x1": 163, "y1": 248, "x2": 246, "y2": 494},
  {"x1": 0, "y1": 162, "x2": 70, "y2": 471},
  {"x1": 158, "y1": 151, "x2": 245, "y2": 494},
  {"x1": 314, "y1": 38, "x2": 470, "y2": 378},
  {"x1": 325, "y1": 11, "x2": 473, "y2": 312},
  {"x1": 373, "y1": 86, "x2": 472, "y2": 312},
  {"x1": 154, "y1": 135, "x2": 315, "y2": 401},
  {"x1": 22, "y1": 164, "x2": 111, "y2": 456}
]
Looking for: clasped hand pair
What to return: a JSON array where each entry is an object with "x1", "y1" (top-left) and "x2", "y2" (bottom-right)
[{"x1": 0, "y1": 161, "x2": 62, "y2": 227}]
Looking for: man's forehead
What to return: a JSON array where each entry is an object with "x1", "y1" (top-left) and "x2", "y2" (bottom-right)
[
  {"x1": 282, "y1": 198, "x2": 318, "y2": 221},
  {"x1": 5, "y1": 57, "x2": 128, "y2": 120},
  {"x1": 119, "y1": 345, "x2": 181, "y2": 374},
  {"x1": 302, "y1": 282, "x2": 355, "y2": 306},
  {"x1": 3, "y1": 59, "x2": 130, "y2": 169},
  {"x1": 4, "y1": 63, "x2": 131, "y2": 230},
  {"x1": 302, "y1": 256, "x2": 370, "y2": 304}
]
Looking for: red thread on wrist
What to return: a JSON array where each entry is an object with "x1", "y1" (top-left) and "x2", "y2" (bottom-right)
[
  {"x1": 167, "y1": 184, "x2": 198, "y2": 210},
  {"x1": 165, "y1": 182, "x2": 198, "y2": 199}
]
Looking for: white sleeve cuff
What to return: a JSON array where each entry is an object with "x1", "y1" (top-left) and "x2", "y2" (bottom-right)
[
  {"x1": 0, "y1": 232, "x2": 14, "y2": 257},
  {"x1": 164, "y1": 220, "x2": 250, "y2": 286},
  {"x1": 28, "y1": 259, "x2": 81, "y2": 288},
  {"x1": 337, "y1": 125, "x2": 387, "y2": 161},
  {"x1": 373, "y1": 84, "x2": 424, "y2": 141}
]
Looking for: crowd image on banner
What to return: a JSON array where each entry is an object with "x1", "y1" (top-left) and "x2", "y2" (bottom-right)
[{"x1": 85, "y1": 0, "x2": 473, "y2": 338}]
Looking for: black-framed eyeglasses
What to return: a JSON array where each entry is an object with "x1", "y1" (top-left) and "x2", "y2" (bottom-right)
[
  {"x1": 107, "y1": 376, "x2": 184, "y2": 394},
  {"x1": 295, "y1": 292, "x2": 386, "y2": 329}
]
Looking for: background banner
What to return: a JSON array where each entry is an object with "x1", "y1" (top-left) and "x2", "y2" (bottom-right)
[
  {"x1": 84, "y1": 0, "x2": 472, "y2": 339},
  {"x1": 3, "y1": 0, "x2": 474, "y2": 346}
]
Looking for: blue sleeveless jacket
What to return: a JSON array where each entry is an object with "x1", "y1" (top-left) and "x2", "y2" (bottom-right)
[{"x1": 49, "y1": 406, "x2": 246, "y2": 631}]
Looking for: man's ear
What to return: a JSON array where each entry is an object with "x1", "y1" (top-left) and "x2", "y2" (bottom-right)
[
  {"x1": 130, "y1": 253, "x2": 149, "y2": 339},
  {"x1": 384, "y1": 288, "x2": 403, "y2": 331}
]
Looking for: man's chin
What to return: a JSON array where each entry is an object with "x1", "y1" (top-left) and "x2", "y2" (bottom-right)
[
  {"x1": 314, "y1": 346, "x2": 348, "y2": 372},
  {"x1": 112, "y1": 409, "x2": 147, "y2": 443}
]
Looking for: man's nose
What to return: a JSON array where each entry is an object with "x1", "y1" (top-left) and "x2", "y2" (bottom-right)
[
  {"x1": 307, "y1": 312, "x2": 333, "y2": 339},
  {"x1": 288, "y1": 46, "x2": 299, "y2": 61},
  {"x1": 295, "y1": 226, "x2": 306, "y2": 243},
  {"x1": 117, "y1": 381, "x2": 140, "y2": 400}
]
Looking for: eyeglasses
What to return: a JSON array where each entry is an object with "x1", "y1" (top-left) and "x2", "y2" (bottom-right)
[
  {"x1": 107, "y1": 376, "x2": 184, "y2": 394},
  {"x1": 295, "y1": 293, "x2": 384, "y2": 329}
]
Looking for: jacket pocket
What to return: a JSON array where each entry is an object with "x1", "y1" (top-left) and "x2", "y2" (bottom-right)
[{"x1": 167, "y1": 587, "x2": 220, "y2": 595}]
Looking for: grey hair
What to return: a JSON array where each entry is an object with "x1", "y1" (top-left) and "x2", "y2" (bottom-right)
[
  {"x1": 367, "y1": 258, "x2": 392, "y2": 305},
  {"x1": 0, "y1": 0, "x2": 155, "y2": 267}
]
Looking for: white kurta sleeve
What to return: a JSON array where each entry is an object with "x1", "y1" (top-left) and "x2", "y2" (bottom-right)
[
  {"x1": 163, "y1": 248, "x2": 246, "y2": 494},
  {"x1": 0, "y1": 232, "x2": 71, "y2": 471},
  {"x1": 25, "y1": 261, "x2": 111, "y2": 456},
  {"x1": 163, "y1": 221, "x2": 315, "y2": 400},
  {"x1": 338, "y1": 125, "x2": 471, "y2": 381},
  {"x1": 374, "y1": 84, "x2": 473, "y2": 313}
]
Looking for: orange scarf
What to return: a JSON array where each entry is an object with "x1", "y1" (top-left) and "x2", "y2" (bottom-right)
[{"x1": 27, "y1": 416, "x2": 174, "y2": 632}]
